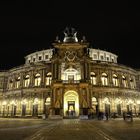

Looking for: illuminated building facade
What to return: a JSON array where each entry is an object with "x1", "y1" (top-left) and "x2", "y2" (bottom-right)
[{"x1": 0, "y1": 27, "x2": 140, "y2": 118}]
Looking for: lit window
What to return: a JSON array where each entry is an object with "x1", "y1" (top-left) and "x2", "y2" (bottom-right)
[
  {"x1": 90, "y1": 72, "x2": 96, "y2": 85},
  {"x1": 101, "y1": 73, "x2": 108, "y2": 86},
  {"x1": 35, "y1": 73, "x2": 41, "y2": 86},
  {"x1": 45, "y1": 97, "x2": 51, "y2": 105},
  {"x1": 122, "y1": 76, "x2": 127, "y2": 87},
  {"x1": 15, "y1": 77, "x2": 20, "y2": 88},
  {"x1": 92, "y1": 97, "x2": 97, "y2": 105},
  {"x1": 61, "y1": 67, "x2": 81, "y2": 82},
  {"x1": 46, "y1": 72, "x2": 52, "y2": 86},
  {"x1": 9, "y1": 79, "x2": 13, "y2": 89},
  {"x1": 113, "y1": 74, "x2": 118, "y2": 86},
  {"x1": 25, "y1": 75, "x2": 30, "y2": 87}
]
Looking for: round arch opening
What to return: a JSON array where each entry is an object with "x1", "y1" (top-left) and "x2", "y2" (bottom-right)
[{"x1": 64, "y1": 90, "x2": 79, "y2": 117}]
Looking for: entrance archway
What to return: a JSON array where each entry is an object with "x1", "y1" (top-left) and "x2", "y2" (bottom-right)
[{"x1": 64, "y1": 91, "x2": 79, "y2": 117}]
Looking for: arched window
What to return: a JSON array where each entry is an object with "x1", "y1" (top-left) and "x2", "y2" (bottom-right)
[
  {"x1": 122, "y1": 76, "x2": 127, "y2": 87},
  {"x1": 46, "y1": 72, "x2": 52, "y2": 86},
  {"x1": 91, "y1": 97, "x2": 98, "y2": 114},
  {"x1": 101, "y1": 73, "x2": 108, "y2": 86},
  {"x1": 33, "y1": 98, "x2": 39, "y2": 116},
  {"x1": 103, "y1": 97, "x2": 110, "y2": 115},
  {"x1": 130, "y1": 78, "x2": 135, "y2": 89},
  {"x1": 9, "y1": 79, "x2": 13, "y2": 89},
  {"x1": 35, "y1": 73, "x2": 41, "y2": 86},
  {"x1": 92, "y1": 97, "x2": 97, "y2": 105},
  {"x1": 15, "y1": 77, "x2": 20, "y2": 88},
  {"x1": 45, "y1": 97, "x2": 51, "y2": 105},
  {"x1": 126, "y1": 99, "x2": 134, "y2": 112},
  {"x1": 115, "y1": 98, "x2": 122, "y2": 115},
  {"x1": 21, "y1": 99, "x2": 27, "y2": 116},
  {"x1": 61, "y1": 66, "x2": 81, "y2": 83},
  {"x1": 113, "y1": 74, "x2": 118, "y2": 86},
  {"x1": 90, "y1": 72, "x2": 96, "y2": 85},
  {"x1": 24, "y1": 75, "x2": 30, "y2": 87}
]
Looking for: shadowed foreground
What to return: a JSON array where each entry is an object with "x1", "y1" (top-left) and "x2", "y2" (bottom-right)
[{"x1": 0, "y1": 118, "x2": 140, "y2": 140}]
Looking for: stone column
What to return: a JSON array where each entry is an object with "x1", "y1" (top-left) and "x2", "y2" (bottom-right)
[
  {"x1": 41, "y1": 69, "x2": 45, "y2": 87},
  {"x1": 81, "y1": 64, "x2": 84, "y2": 81},
  {"x1": 20, "y1": 73, "x2": 24, "y2": 88},
  {"x1": 85, "y1": 62, "x2": 88, "y2": 80},
  {"x1": 29, "y1": 71, "x2": 34, "y2": 87}
]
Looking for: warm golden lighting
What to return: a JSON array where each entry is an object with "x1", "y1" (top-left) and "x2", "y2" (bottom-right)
[
  {"x1": 45, "y1": 97, "x2": 51, "y2": 105},
  {"x1": 21, "y1": 99, "x2": 27, "y2": 105},
  {"x1": 2, "y1": 101, "x2": 7, "y2": 105},
  {"x1": 115, "y1": 98, "x2": 122, "y2": 104},
  {"x1": 103, "y1": 97, "x2": 110, "y2": 104},
  {"x1": 64, "y1": 90, "x2": 79, "y2": 116},
  {"x1": 10, "y1": 100, "x2": 17, "y2": 106},
  {"x1": 33, "y1": 98, "x2": 39, "y2": 105},
  {"x1": 61, "y1": 67, "x2": 81, "y2": 81},
  {"x1": 126, "y1": 99, "x2": 134, "y2": 105},
  {"x1": 137, "y1": 100, "x2": 140, "y2": 104}
]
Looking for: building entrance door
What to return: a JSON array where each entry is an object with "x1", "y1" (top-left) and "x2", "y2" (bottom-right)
[
  {"x1": 64, "y1": 90, "x2": 79, "y2": 117},
  {"x1": 68, "y1": 101, "x2": 75, "y2": 116}
]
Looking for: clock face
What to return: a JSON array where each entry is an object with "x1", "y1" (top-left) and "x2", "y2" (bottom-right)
[{"x1": 65, "y1": 51, "x2": 77, "y2": 62}]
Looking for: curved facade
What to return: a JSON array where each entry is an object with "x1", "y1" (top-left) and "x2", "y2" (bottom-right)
[{"x1": 0, "y1": 28, "x2": 140, "y2": 118}]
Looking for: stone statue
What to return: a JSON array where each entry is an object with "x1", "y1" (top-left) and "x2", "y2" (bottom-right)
[{"x1": 63, "y1": 27, "x2": 78, "y2": 43}]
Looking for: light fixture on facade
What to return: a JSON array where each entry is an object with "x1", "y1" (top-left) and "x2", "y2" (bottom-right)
[
  {"x1": 45, "y1": 97, "x2": 51, "y2": 105},
  {"x1": 21, "y1": 99, "x2": 27, "y2": 105},
  {"x1": 115, "y1": 98, "x2": 122, "y2": 104},
  {"x1": 2, "y1": 101, "x2": 7, "y2": 105},
  {"x1": 103, "y1": 98, "x2": 110, "y2": 104},
  {"x1": 33, "y1": 98, "x2": 39, "y2": 105},
  {"x1": 10, "y1": 100, "x2": 17, "y2": 106}
]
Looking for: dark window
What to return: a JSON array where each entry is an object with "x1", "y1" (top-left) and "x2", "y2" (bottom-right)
[
  {"x1": 45, "y1": 55, "x2": 48, "y2": 59},
  {"x1": 39, "y1": 56, "x2": 42, "y2": 60},
  {"x1": 101, "y1": 55, "x2": 104, "y2": 60},
  {"x1": 33, "y1": 58, "x2": 35, "y2": 61},
  {"x1": 94, "y1": 54, "x2": 97, "y2": 59}
]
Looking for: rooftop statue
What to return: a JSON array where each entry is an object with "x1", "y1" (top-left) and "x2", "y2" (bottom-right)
[{"x1": 63, "y1": 27, "x2": 78, "y2": 43}]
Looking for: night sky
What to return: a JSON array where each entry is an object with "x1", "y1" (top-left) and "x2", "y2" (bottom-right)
[{"x1": 0, "y1": 1, "x2": 140, "y2": 70}]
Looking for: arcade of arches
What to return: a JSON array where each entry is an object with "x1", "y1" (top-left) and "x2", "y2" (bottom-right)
[{"x1": 1, "y1": 28, "x2": 140, "y2": 119}]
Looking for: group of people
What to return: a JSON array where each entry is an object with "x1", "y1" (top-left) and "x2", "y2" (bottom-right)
[
  {"x1": 123, "y1": 110, "x2": 133, "y2": 121},
  {"x1": 97, "y1": 111, "x2": 109, "y2": 120},
  {"x1": 97, "y1": 111, "x2": 133, "y2": 121}
]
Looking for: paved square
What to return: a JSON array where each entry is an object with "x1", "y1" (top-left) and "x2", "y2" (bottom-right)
[{"x1": 0, "y1": 118, "x2": 140, "y2": 140}]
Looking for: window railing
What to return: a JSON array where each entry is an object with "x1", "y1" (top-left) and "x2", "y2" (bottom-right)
[{"x1": 62, "y1": 80, "x2": 80, "y2": 84}]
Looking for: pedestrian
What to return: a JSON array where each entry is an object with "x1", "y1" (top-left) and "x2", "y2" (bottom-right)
[
  {"x1": 123, "y1": 111, "x2": 126, "y2": 120},
  {"x1": 105, "y1": 112, "x2": 109, "y2": 120},
  {"x1": 129, "y1": 110, "x2": 133, "y2": 122}
]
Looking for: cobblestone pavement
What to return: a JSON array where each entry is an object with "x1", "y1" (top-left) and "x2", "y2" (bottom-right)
[
  {"x1": 25, "y1": 119, "x2": 114, "y2": 140},
  {"x1": 0, "y1": 118, "x2": 140, "y2": 140}
]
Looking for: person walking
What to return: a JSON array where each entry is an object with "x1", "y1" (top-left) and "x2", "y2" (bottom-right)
[
  {"x1": 105, "y1": 112, "x2": 109, "y2": 120},
  {"x1": 123, "y1": 111, "x2": 126, "y2": 120}
]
